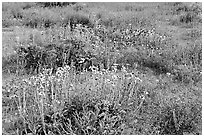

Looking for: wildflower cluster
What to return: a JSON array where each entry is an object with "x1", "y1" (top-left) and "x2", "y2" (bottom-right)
[{"x1": 2, "y1": 2, "x2": 202, "y2": 135}]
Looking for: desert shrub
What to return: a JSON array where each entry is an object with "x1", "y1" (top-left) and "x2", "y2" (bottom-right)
[
  {"x1": 11, "y1": 21, "x2": 200, "y2": 84},
  {"x1": 2, "y1": 2, "x2": 36, "y2": 27},
  {"x1": 117, "y1": 47, "x2": 175, "y2": 75},
  {"x1": 179, "y1": 12, "x2": 200, "y2": 24},
  {"x1": 2, "y1": 54, "x2": 18, "y2": 74},
  {"x1": 63, "y1": 12, "x2": 94, "y2": 30},
  {"x1": 21, "y1": 2, "x2": 36, "y2": 9},
  {"x1": 2, "y1": 62, "x2": 201, "y2": 135},
  {"x1": 169, "y1": 2, "x2": 202, "y2": 26},
  {"x1": 171, "y1": 42, "x2": 202, "y2": 69},
  {"x1": 2, "y1": 63, "x2": 148, "y2": 135},
  {"x1": 2, "y1": 2, "x2": 77, "y2": 28},
  {"x1": 172, "y1": 2, "x2": 201, "y2": 15},
  {"x1": 2, "y1": 3, "x2": 202, "y2": 135},
  {"x1": 171, "y1": 42, "x2": 201, "y2": 83},
  {"x1": 124, "y1": 4, "x2": 145, "y2": 12},
  {"x1": 34, "y1": 95, "x2": 124, "y2": 135},
  {"x1": 15, "y1": 34, "x2": 99, "y2": 74},
  {"x1": 2, "y1": 17, "x2": 22, "y2": 28},
  {"x1": 37, "y1": 2, "x2": 76, "y2": 8},
  {"x1": 2, "y1": 2, "x2": 24, "y2": 19},
  {"x1": 172, "y1": 64, "x2": 201, "y2": 84},
  {"x1": 155, "y1": 102, "x2": 201, "y2": 135},
  {"x1": 179, "y1": 12, "x2": 193, "y2": 23},
  {"x1": 2, "y1": 4, "x2": 24, "y2": 27},
  {"x1": 171, "y1": 2, "x2": 189, "y2": 14},
  {"x1": 22, "y1": 8, "x2": 62, "y2": 28},
  {"x1": 2, "y1": 2, "x2": 35, "y2": 11},
  {"x1": 21, "y1": 9, "x2": 40, "y2": 28},
  {"x1": 72, "y1": 3, "x2": 87, "y2": 12},
  {"x1": 5, "y1": 10, "x2": 201, "y2": 83},
  {"x1": 181, "y1": 28, "x2": 202, "y2": 41}
]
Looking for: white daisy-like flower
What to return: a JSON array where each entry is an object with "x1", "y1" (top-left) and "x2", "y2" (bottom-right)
[{"x1": 166, "y1": 72, "x2": 171, "y2": 76}]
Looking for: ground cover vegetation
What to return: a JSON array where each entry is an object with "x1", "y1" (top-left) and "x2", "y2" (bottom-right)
[{"x1": 2, "y1": 2, "x2": 202, "y2": 135}]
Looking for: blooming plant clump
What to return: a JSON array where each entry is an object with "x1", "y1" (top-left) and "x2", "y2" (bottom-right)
[
  {"x1": 2, "y1": 63, "x2": 154, "y2": 134},
  {"x1": 2, "y1": 2, "x2": 202, "y2": 135}
]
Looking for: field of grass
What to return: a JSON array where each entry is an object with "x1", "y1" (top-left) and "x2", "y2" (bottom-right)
[{"x1": 2, "y1": 2, "x2": 202, "y2": 135}]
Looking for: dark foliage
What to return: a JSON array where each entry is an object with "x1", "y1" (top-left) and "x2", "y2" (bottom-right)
[
  {"x1": 38, "y1": 2, "x2": 76, "y2": 8},
  {"x1": 156, "y1": 104, "x2": 201, "y2": 135},
  {"x1": 63, "y1": 14, "x2": 94, "y2": 31},
  {"x1": 17, "y1": 39, "x2": 99, "y2": 74},
  {"x1": 34, "y1": 95, "x2": 122, "y2": 135}
]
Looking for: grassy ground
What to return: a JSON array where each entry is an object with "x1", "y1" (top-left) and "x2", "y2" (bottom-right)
[{"x1": 2, "y1": 2, "x2": 202, "y2": 135}]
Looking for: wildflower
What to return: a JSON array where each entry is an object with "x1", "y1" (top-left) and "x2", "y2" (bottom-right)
[{"x1": 166, "y1": 72, "x2": 171, "y2": 76}]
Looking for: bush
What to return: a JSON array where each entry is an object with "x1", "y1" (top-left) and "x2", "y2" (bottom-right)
[
  {"x1": 2, "y1": 17, "x2": 22, "y2": 28},
  {"x1": 117, "y1": 47, "x2": 175, "y2": 74},
  {"x1": 2, "y1": 3, "x2": 202, "y2": 135},
  {"x1": 155, "y1": 103, "x2": 201, "y2": 135},
  {"x1": 2, "y1": 54, "x2": 18, "y2": 74},
  {"x1": 22, "y1": 8, "x2": 62, "y2": 28},
  {"x1": 37, "y1": 2, "x2": 76, "y2": 8},
  {"x1": 63, "y1": 12, "x2": 94, "y2": 30},
  {"x1": 169, "y1": 2, "x2": 202, "y2": 27},
  {"x1": 8, "y1": 21, "x2": 200, "y2": 84},
  {"x1": 179, "y1": 12, "x2": 201, "y2": 24},
  {"x1": 2, "y1": 2, "x2": 36, "y2": 26},
  {"x1": 2, "y1": 62, "x2": 202, "y2": 134},
  {"x1": 2, "y1": 2, "x2": 35, "y2": 11}
]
